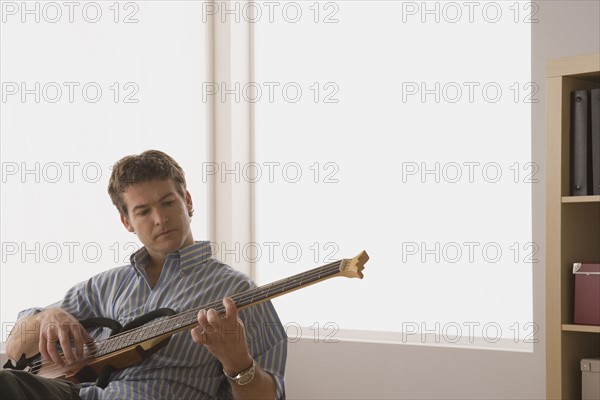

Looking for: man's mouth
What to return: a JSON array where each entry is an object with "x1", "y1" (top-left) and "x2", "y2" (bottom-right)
[{"x1": 156, "y1": 229, "x2": 174, "y2": 239}]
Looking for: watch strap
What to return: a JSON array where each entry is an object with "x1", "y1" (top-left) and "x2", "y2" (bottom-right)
[{"x1": 223, "y1": 359, "x2": 256, "y2": 385}]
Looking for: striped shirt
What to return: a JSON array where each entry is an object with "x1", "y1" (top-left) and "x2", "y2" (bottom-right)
[{"x1": 19, "y1": 241, "x2": 287, "y2": 400}]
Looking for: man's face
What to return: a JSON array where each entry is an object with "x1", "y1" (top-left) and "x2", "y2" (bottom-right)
[{"x1": 120, "y1": 178, "x2": 194, "y2": 260}]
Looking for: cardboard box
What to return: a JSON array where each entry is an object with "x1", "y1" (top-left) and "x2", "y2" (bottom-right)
[
  {"x1": 581, "y1": 358, "x2": 600, "y2": 400},
  {"x1": 573, "y1": 263, "x2": 600, "y2": 325}
]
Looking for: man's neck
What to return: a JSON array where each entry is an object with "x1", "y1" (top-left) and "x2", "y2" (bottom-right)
[{"x1": 145, "y1": 259, "x2": 164, "y2": 288}]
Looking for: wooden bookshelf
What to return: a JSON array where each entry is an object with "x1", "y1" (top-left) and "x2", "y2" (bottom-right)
[
  {"x1": 562, "y1": 324, "x2": 600, "y2": 334},
  {"x1": 546, "y1": 53, "x2": 600, "y2": 400},
  {"x1": 562, "y1": 195, "x2": 600, "y2": 203}
]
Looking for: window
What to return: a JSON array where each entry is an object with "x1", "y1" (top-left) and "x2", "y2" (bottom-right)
[
  {"x1": 252, "y1": 0, "x2": 534, "y2": 348},
  {"x1": 1, "y1": 2, "x2": 209, "y2": 336}
]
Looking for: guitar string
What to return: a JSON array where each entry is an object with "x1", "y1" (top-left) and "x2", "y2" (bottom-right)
[{"x1": 28, "y1": 261, "x2": 343, "y2": 374}]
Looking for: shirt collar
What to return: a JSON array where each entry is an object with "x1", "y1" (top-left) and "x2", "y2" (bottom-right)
[{"x1": 130, "y1": 241, "x2": 214, "y2": 275}]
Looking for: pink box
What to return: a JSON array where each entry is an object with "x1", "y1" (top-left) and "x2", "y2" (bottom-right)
[{"x1": 573, "y1": 263, "x2": 600, "y2": 326}]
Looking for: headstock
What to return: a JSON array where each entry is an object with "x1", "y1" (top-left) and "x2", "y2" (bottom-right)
[{"x1": 338, "y1": 250, "x2": 369, "y2": 279}]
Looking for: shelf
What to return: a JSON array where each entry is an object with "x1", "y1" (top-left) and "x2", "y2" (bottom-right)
[
  {"x1": 562, "y1": 195, "x2": 600, "y2": 203},
  {"x1": 546, "y1": 52, "x2": 600, "y2": 400},
  {"x1": 547, "y1": 53, "x2": 600, "y2": 78},
  {"x1": 562, "y1": 324, "x2": 600, "y2": 333}
]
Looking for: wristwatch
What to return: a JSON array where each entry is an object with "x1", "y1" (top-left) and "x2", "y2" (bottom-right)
[{"x1": 223, "y1": 359, "x2": 256, "y2": 385}]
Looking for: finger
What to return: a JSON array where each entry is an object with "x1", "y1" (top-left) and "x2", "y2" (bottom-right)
[
  {"x1": 46, "y1": 328, "x2": 65, "y2": 367},
  {"x1": 197, "y1": 309, "x2": 216, "y2": 333},
  {"x1": 58, "y1": 325, "x2": 76, "y2": 364},
  {"x1": 42, "y1": 324, "x2": 65, "y2": 367},
  {"x1": 197, "y1": 309, "x2": 208, "y2": 326},
  {"x1": 72, "y1": 326, "x2": 85, "y2": 359},
  {"x1": 82, "y1": 329, "x2": 96, "y2": 353},
  {"x1": 82, "y1": 328, "x2": 94, "y2": 344},
  {"x1": 206, "y1": 308, "x2": 220, "y2": 325},
  {"x1": 196, "y1": 309, "x2": 214, "y2": 335},
  {"x1": 223, "y1": 297, "x2": 238, "y2": 322},
  {"x1": 39, "y1": 331, "x2": 51, "y2": 364},
  {"x1": 190, "y1": 326, "x2": 206, "y2": 344}
]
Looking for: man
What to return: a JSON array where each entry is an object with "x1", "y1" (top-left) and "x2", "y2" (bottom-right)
[{"x1": 1, "y1": 150, "x2": 287, "y2": 399}]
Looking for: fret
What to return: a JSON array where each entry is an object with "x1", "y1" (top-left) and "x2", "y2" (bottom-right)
[
  {"x1": 185, "y1": 310, "x2": 196, "y2": 326},
  {"x1": 141, "y1": 323, "x2": 153, "y2": 341},
  {"x1": 293, "y1": 276, "x2": 302, "y2": 288},
  {"x1": 107, "y1": 337, "x2": 118, "y2": 353},
  {"x1": 158, "y1": 317, "x2": 170, "y2": 336},
  {"x1": 130, "y1": 328, "x2": 141, "y2": 345},
  {"x1": 96, "y1": 339, "x2": 109, "y2": 357},
  {"x1": 133, "y1": 328, "x2": 143, "y2": 343},
  {"x1": 151, "y1": 319, "x2": 161, "y2": 337},
  {"x1": 172, "y1": 314, "x2": 184, "y2": 329},
  {"x1": 115, "y1": 335, "x2": 127, "y2": 351},
  {"x1": 125, "y1": 331, "x2": 136, "y2": 346},
  {"x1": 134, "y1": 326, "x2": 146, "y2": 343}
]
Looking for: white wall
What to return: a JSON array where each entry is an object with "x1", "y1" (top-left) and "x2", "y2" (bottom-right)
[{"x1": 283, "y1": 1, "x2": 600, "y2": 398}]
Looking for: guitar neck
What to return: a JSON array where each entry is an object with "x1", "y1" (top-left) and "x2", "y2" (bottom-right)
[
  {"x1": 95, "y1": 258, "x2": 355, "y2": 357},
  {"x1": 225, "y1": 259, "x2": 345, "y2": 312}
]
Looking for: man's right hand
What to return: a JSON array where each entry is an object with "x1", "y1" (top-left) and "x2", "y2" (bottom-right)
[
  {"x1": 6, "y1": 308, "x2": 94, "y2": 367},
  {"x1": 35, "y1": 307, "x2": 93, "y2": 366}
]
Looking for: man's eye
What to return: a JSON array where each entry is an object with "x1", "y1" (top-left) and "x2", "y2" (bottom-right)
[
  {"x1": 137, "y1": 209, "x2": 149, "y2": 216},
  {"x1": 163, "y1": 201, "x2": 174, "y2": 206}
]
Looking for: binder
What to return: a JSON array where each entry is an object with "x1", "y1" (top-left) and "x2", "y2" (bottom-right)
[
  {"x1": 571, "y1": 90, "x2": 590, "y2": 195},
  {"x1": 591, "y1": 88, "x2": 600, "y2": 195}
]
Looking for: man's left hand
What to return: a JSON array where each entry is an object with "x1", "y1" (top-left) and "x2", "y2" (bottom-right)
[{"x1": 190, "y1": 297, "x2": 253, "y2": 374}]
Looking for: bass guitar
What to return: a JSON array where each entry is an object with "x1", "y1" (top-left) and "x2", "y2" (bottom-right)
[{"x1": 8, "y1": 250, "x2": 369, "y2": 384}]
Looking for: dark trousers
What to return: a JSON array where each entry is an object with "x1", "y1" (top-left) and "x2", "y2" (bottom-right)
[{"x1": 0, "y1": 370, "x2": 80, "y2": 400}]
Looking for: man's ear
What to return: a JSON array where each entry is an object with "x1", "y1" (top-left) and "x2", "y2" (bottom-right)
[
  {"x1": 120, "y1": 213, "x2": 135, "y2": 232},
  {"x1": 185, "y1": 190, "x2": 194, "y2": 216}
]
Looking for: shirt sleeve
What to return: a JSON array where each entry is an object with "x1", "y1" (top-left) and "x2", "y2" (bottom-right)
[
  {"x1": 243, "y1": 300, "x2": 288, "y2": 399},
  {"x1": 17, "y1": 278, "x2": 99, "y2": 323},
  {"x1": 56, "y1": 279, "x2": 99, "y2": 321}
]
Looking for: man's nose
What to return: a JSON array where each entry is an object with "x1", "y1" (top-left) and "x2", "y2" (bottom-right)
[{"x1": 152, "y1": 209, "x2": 168, "y2": 225}]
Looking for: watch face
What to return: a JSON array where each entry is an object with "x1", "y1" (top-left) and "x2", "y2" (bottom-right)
[{"x1": 237, "y1": 370, "x2": 255, "y2": 385}]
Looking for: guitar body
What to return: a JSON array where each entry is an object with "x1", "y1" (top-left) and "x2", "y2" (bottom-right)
[{"x1": 35, "y1": 336, "x2": 171, "y2": 383}]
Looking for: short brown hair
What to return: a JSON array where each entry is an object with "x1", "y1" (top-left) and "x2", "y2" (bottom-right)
[{"x1": 108, "y1": 150, "x2": 192, "y2": 216}]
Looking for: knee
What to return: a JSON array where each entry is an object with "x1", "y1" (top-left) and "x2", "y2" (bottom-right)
[{"x1": 0, "y1": 369, "x2": 21, "y2": 384}]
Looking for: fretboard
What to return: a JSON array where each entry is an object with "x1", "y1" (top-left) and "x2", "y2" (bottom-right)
[{"x1": 95, "y1": 259, "x2": 343, "y2": 357}]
